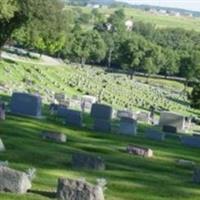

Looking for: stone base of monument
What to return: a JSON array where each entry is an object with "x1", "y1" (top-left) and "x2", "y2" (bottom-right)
[
  {"x1": 57, "y1": 108, "x2": 83, "y2": 127},
  {"x1": 127, "y1": 145, "x2": 153, "y2": 158},
  {"x1": 162, "y1": 125, "x2": 177, "y2": 134},
  {"x1": 57, "y1": 178, "x2": 104, "y2": 200},
  {"x1": 145, "y1": 129, "x2": 165, "y2": 141},
  {"x1": 176, "y1": 159, "x2": 195, "y2": 168},
  {"x1": 0, "y1": 166, "x2": 31, "y2": 193},
  {"x1": 181, "y1": 136, "x2": 200, "y2": 148},
  {"x1": 41, "y1": 131, "x2": 67, "y2": 143},
  {"x1": 72, "y1": 153, "x2": 105, "y2": 171},
  {"x1": 93, "y1": 119, "x2": 111, "y2": 133},
  {"x1": 119, "y1": 117, "x2": 137, "y2": 136}
]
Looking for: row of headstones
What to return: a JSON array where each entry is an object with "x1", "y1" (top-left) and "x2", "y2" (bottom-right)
[{"x1": 8, "y1": 92, "x2": 191, "y2": 135}]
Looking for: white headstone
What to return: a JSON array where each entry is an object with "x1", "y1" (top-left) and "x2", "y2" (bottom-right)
[{"x1": 159, "y1": 111, "x2": 185, "y2": 132}]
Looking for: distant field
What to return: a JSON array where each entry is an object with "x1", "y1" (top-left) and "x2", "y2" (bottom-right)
[{"x1": 72, "y1": 5, "x2": 200, "y2": 32}]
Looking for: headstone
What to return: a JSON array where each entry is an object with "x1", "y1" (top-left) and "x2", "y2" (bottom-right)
[
  {"x1": 176, "y1": 159, "x2": 195, "y2": 167},
  {"x1": 193, "y1": 133, "x2": 200, "y2": 137},
  {"x1": 119, "y1": 117, "x2": 137, "y2": 136},
  {"x1": 10, "y1": 92, "x2": 42, "y2": 118},
  {"x1": 91, "y1": 104, "x2": 112, "y2": 120},
  {"x1": 0, "y1": 166, "x2": 32, "y2": 193},
  {"x1": 137, "y1": 111, "x2": 150, "y2": 123},
  {"x1": 81, "y1": 95, "x2": 97, "y2": 111},
  {"x1": 57, "y1": 108, "x2": 82, "y2": 127},
  {"x1": 127, "y1": 145, "x2": 153, "y2": 158},
  {"x1": 159, "y1": 112, "x2": 185, "y2": 132},
  {"x1": 0, "y1": 107, "x2": 5, "y2": 120},
  {"x1": 41, "y1": 131, "x2": 66, "y2": 143},
  {"x1": 72, "y1": 153, "x2": 105, "y2": 170},
  {"x1": 93, "y1": 119, "x2": 111, "y2": 133},
  {"x1": 0, "y1": 138, "x2": 5, "y2": 152},
  {"x1": 193, "y1": 168, "x2": 200, "y2": 184},
  {"x1": 69, "y1": 99, "x2": 81, "y2": 110},
  {"x1": 162, "y1": 125, "x2": 177, "y2": 133},
  {"x1": 145, "y1": 129, "x2": 165, "y2": 141},
  {"x1": 181, "y1": 136, "x2": 200, "y2": 148},
  {"x1": 117, "y1": 110, "x2": 133, "y2": 119},
  {"x1": 91, "y1": 104, "x2": 112, "y2": 133},
  {"x1": 82, "y1": 95, "x2": 97, "y2": 104},
  {"x1": 57, "y1": 178, "x2": 104, "y2": 200},
  {"x1": 55, "y1": 93, "x2": 65, "y2": 103}
]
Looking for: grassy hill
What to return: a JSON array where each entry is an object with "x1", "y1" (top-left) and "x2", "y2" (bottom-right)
[
  {"x1": 0, "y1": 59, "x2": 199, "y2": 117},
  {"x1": 0, "y1": 58, "x2": 200, "y2": 199},
  {"x1": 1, "y1": 99, "x2": 200, "y2": 200},
  {"x1": 77, "y1": 6, "x2": 200, "y2": 31}
]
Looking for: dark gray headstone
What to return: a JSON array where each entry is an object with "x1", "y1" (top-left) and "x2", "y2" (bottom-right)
[
  {"x1": 57, "y1": 108, "x2": 82, "y2": 127},
  {"x1": 0, "y1": 107, "x2": 5, "y2": 120},
  {"x1": 57, "y1": 178, "x2": 104, "y2": 200},
  {"x1": 193, "y1": 133, "x2": 200, "y2": 137},
  {"x1": 162, "y1": 125, "x2": 177, "y2": 133},
  {"x1": 193, "y1": 168, "x2": 200, "y2": 184},
  {"x1": 10, "y1": 92, "x2": 42, "y2": 117},
  {"x1": 145, "y1": 129, "x2": 165, "y2": 141},
  {"x1": 72, "y1": 153, "x2": 105, "y2": 170},
  {"x1": 91, "y1": 104, "x2": 112, "y2": 120},
  {"x1": 119, "y1": 117, "x2": 137, "y2": 136},
  {"x1": 181, "y1": 136, "x2": 200, "y2": 148},
  {"x1": 41, "y1": 131, "x2": 67, "y2": 143},
  {"x1": 0, "y1": 166, "x2": 31, "y2": 194},
  {"x1": 93, "y1": 119, "x2": 111, "y2": 133}
]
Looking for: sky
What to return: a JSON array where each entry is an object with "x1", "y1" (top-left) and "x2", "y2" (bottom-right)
[{"x1": 116, "y1": 0, "x2": 200, "y2": 12}]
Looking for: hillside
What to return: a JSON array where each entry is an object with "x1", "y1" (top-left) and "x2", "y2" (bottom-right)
[
  {"x1": 0, "y1": 58, "x2": 200, "y2": 200},
  {"x1": 0, "y1": 58, "x2": 199, "y2": 117}
]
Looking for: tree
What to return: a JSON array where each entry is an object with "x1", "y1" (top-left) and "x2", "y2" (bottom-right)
[
  {"x1": 95, "y1": 9, "x2": 127, "y2": 68},
  {"x1": 71, "y1": 29, "x2": 106, "y2": 66},
  {"x1": 180, "y1": 51, "x2": 200, "y2": 89},
  {"x1": 13, "y1": 0, "x2": 68, "y2": 56},
  {"x1": 160, "y1": 48, "x2": 179, "y2": 77},
  {"x1": 0, "y1": 0, "x2": 27, "y2": 57}
]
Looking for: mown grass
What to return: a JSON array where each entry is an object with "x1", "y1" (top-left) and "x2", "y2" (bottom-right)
[{"x1": 1, "y1": 105, "x2": 200, "y2": 199}]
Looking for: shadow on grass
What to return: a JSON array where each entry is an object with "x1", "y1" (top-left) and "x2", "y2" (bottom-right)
[{"x1": 29, "y1": 190, "x2": 56, "y2": 199}]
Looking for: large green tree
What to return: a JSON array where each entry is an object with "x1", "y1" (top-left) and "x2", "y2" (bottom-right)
[
  {"x1": 71, "y1": 29, "x2": 106, "y2": 66},
  {"x1": 0, "y1": 0, "x2": 27, "y2": 57},
  {"x1": 13, "y1": 0, "x2": 68, "y2": 56}
]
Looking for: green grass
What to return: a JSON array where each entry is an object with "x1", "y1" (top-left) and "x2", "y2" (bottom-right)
[
  {"x1": 1, "y1": 111, "x2": 200, "y2": 200},
  {"x1": 0, "y1": 57, "x2": 200, "y2": 199},
  {"x1": 71, "y1": 5, "x2": 200, "y2": 32}
]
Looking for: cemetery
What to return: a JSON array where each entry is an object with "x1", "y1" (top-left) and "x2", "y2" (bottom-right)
[
  {"x1": 0, "y1": 0, "x2": 200, "y2": 199},
  {"x1": 0, "y1": 60, "x2": 200, "y2": 200}
]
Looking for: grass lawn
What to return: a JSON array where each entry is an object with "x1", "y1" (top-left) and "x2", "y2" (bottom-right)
[{"x1": 1, "y1": 109, "x2": 200, "y2": 200}]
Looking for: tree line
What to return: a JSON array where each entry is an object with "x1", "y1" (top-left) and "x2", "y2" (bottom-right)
[{"x1": 0, "y1": 0, "x2": 199, "y2": 108}]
